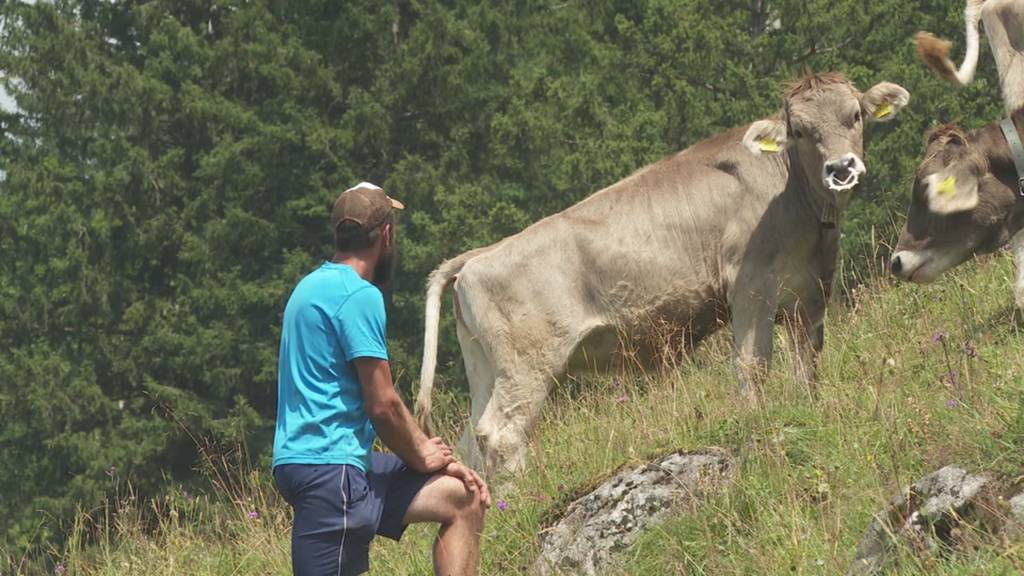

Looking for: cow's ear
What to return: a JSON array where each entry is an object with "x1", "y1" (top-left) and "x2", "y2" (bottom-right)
[
  {"x1": 861, "y1": 82, "x2": 910, "y2": 122},
  {"x1": 742, "y1": 119, "x2": 789, "y2": 155},
  {"x1": 924, "y1": 169, "x2": 979, "y2": 214}
]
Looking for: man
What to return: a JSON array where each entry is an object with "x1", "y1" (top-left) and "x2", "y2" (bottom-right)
[{"x1": 272, "y1": 182, "x2": 490, "y2": 576}]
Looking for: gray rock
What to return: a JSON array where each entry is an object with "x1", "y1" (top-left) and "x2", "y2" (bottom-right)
[
  {"x1": 1008, "y1": 492, "x2": 1024, "y2": 522},
  {"x1": 997, "y1": 491, "x2": 1024, "y2": 541},
  {"x1": 848, "y1": 466, "x2": 990, "y2": 576},
  {"x1": 533, "y1": 448, "x2": 733, "y2": 576}
]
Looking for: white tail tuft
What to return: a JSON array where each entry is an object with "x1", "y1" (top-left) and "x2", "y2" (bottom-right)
[
  {"x1": 415, "y1": 276, "x2": 447, "y2": 434},
  {"x1": 414, "y1": 247, "x2": 493, "y2": 435}
]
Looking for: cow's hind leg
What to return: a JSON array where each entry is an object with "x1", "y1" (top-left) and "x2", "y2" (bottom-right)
[
  {"x1": 1011, "y1": 228, "x2": 1024, "y2": 310},
  {"x1": 474, "y1": 367, "x2": 555, "y2": 475},
  {"x1": 455, "y1": 320, "x2": 494, "y2": 471}
]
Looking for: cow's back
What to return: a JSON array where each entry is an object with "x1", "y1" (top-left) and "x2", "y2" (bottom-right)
[{"x1": 451, "y1": 125, "x2": 795, "y2": 366}]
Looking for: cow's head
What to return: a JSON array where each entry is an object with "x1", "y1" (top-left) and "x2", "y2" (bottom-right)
[
  {"x1": 743, "y1": 73, "x2": 909, "y2": 206},
  {"x1": 891, "y1": 122, "x2": 1019, "y2": 282}
]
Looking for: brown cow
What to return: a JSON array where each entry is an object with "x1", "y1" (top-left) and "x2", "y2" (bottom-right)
[
  {"x1": 890, "y1": 113, "x2": 1024, "y2": 299},
  {"x1": 419, "y1": 73, "x2": 909, "y2": 474},
  {"x1": 893, "y1": 0, "x2": 1024, "y2": 298}
]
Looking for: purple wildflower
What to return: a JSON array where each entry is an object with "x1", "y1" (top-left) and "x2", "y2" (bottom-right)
[
  {"x1": 497, "y1": 500, "x2": 508, "y2": 512},
  {"x1": 247, "y1": 510, "x2": 259, "y2": 519},
  {"x1": 947, "y1": 398, "x2": 959, "y2": 409},
  {"x1": 931, "y1": 331, "x2": 946, "y2": 343},
  {"x1": 616, "y1": 394, "x2": 628, "y2": 402},
  {"x1": 54, "y1": 563, "x2": 66, "y2": 575}
]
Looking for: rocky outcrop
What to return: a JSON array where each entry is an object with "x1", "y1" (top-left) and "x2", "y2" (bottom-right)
[
  {"x1": 533, "y1": 448, "x2": 733, "y2": 576},
  {"x1": 848, "y1": 465, "x2": 1024, "y2": 575}
]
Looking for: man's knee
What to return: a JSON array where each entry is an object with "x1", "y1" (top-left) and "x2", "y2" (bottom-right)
[{"x1": 447, "y1": 482, "x2": 485, "y2": 526}]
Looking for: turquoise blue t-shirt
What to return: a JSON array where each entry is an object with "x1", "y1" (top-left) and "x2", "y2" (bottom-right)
[{"x1": 272, "y1": 262, "x2": 388, "y2": 472}]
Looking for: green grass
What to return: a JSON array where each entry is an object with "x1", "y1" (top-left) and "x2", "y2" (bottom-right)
[{"x1": 21, "y1": 253, "x2": 1024, "y2": 575}]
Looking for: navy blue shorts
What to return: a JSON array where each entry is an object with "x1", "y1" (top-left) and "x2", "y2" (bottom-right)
[{"x1": 273, "y1": 453, "x2": 433, "y2": 576}]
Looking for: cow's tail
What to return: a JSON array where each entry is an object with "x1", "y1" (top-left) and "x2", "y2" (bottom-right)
[
  {"x1": 415, "y1": 247, "x2": 489, "y2": 435},
  {"x1": 914, "y1": 0, "x2": 985, "y2": 86}
]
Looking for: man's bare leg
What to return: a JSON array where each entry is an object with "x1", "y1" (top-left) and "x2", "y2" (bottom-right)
[{"x1": 403, "y1": 473, "x2": 486, "y2": 576}]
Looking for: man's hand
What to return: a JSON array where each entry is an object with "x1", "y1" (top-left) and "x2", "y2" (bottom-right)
[
  {"x1": 444, "y1": 461, "x2": 491, "y2": 509},
  {"x1": 412, "y1": 436, "x2": 455, "y2": 473}
]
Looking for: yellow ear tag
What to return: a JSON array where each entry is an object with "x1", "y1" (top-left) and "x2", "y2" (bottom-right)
[
  {"x1": 873, "y1": 101, "x2": 893, "y2": 119},
  {"x1": 936, "y1": 175, "x2": 957, "y2": 197},
  {"x1": 758, "y1": 138, "x2": 780, "y2": 153}
]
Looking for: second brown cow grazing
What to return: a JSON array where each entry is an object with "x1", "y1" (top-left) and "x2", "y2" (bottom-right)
[
  {"x1": 891, "y1": 111, "x2": 1024, "y2": 303},
  {"x1": 895, "y1": 0, "x2": 1024, "y2": 305}
]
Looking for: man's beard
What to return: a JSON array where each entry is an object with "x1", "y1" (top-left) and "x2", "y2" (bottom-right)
[{"x1": 373, "y1": 245, "x2": 399, "y2": 295}]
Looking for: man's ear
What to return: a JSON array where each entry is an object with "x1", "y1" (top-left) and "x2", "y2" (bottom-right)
[
  {"x1": 742, "y1": 119, "x2": 789, "y2": 155},
  {"x1": 861, "y1": 82, "x2": 910, "y2": 122},
  {"x1": 924, "y1": 169, "x2": 980, "y2": 214}
]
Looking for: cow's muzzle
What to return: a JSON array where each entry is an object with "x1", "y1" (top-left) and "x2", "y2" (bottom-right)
[
  {"x1": 890, "y1": 250, "x2": 933, "y2": 283},
  {"x1": 823, "y1": 154, "x2": 865, "y2": 191},
  {"x1": 890, "y1": 253, "x2": 905, "y2": 275}
]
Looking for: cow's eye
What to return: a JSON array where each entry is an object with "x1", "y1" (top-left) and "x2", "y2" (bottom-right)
[
  {"x1": 792, "y1": 129, "x2": 804, "y2": 139},
  {"x1": 854, "y1": 111, "x2": 862, "y2": 123}
]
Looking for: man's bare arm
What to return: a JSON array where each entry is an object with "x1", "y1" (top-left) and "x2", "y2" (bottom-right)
[{"x1": 354, "y1": 357, "x2": 454, "y2": 473}]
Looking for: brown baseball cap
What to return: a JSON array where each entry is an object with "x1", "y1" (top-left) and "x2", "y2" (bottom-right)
[{"x1": 331, "y1": 182, "x2": 404, "y2": 232}]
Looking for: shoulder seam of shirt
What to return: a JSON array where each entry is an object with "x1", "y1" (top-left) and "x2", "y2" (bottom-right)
[{"x1": 330, "y1": 283, "x2": 380, "y2": 319}]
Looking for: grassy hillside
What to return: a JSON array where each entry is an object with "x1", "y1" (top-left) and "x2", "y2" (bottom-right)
[{"x1": 23, "y1": 253, "x2": 1024, "y2": 575}]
